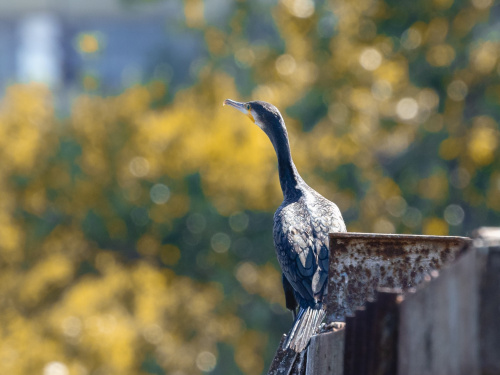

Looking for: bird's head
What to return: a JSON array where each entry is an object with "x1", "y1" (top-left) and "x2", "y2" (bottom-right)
[
  {"x1": 224, "y1": 99, "x2": 301, "y2": 195},
  {"x1": 223, "y1": 99, "x2": 285, "y2": 135}
]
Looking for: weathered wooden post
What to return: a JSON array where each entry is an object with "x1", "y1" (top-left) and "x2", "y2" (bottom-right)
[{"x1": 306, "y1": 324, "x2": 345, "y2": 375}]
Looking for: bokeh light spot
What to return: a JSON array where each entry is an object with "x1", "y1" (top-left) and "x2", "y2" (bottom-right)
[
  {"x1": 467, "y1": 118, "x2": 499, "y2": 166},
  {"x1": 282, "y1": 0, "x2": 315, "y2": 18},
  {"x1": 444, "y1": 204, "x2": 465, "y2": 225},
  {"x1": 143, "y1": 324, "x2": 163, "y2": 345},
  {"x1": 150, "y1": 183, "x2": 170, "y2": 204},
  {"x1": 77, "y1": 33, "x2": 100, "y2": 54},
  {"x1": 359, "y1": 48, "x2": 382, "y2": 71},
  {"x1": 401, "y1": 28, "x2": 422, "y2": 50},
  {"x1": 373, "y1": 218, "x2": 395, "y2": 233},
  {"x1": 318, "y1": 14, "x2": 337, "y2": 38},
  {"x1": 44, "y1": 362, "x2": 69, "y2": 375},
  {"x1": 418, "y1": 88, "x2": 440, "y2": 109},
  {"x1": 423, "y1": 217, "x2": 448, "y2": 235},
  {"x1": 235, "y1": 48, "x2": 255, "y2": 67},
  {"x1": 196, "y1": 351, "x2": 217, "y2": 372},
  {"x1": 471, "y1": 42, "x2": 498, "y2": 74},
  {"x1": 211, "y1": 233, "x2": 231, "y2": 253},
  {"x1": 62, "y1": 316, "x2": 82, "y2": 338},
  {"x1": 275, "y1": 54, "x2": 296, "y2": 76},
  {"x1": 229, "y1": 212, "x2": 249, "y2": 232},
  {"x1": 385, "y1": 196, "x2": 408, "y2": 217},
  {"x1": 371, "y1": 80, "x2": 392, "y2": 100},
  {"x1": 396, "y1": 98, "x2": 419, "y2": 120},
  {"x1": 472, "y1": 0, "x2": 492, "y2": 9},
  {"x1": 236, "y1": 262, "x2": 258, "y2": 289},
  {"x1": 328, "y1": 102, "x2": 349, "y2": 125},
  {"x1": 426, "y1": 44, "x2": 455, "y2": 67},
  {"x1": 447, "y1": 80, "x2": 468, "y2": 101},
  {"x1": 160, "y1": 244, "x2": 181, "y2": 266},
  {"x1": 129, "y1": 157, "x2": 150, "y2": 177},
  {"x1": 297, "y1": 61, "x2": 318, "y2": 84},
  {"x1": 403, "y1": 207, "x2": 423, "y2": 228}
]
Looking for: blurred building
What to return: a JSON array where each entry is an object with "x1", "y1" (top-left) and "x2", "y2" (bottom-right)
[{"x1": 0, "y1": 0, "x2": 204, "y2": 101}]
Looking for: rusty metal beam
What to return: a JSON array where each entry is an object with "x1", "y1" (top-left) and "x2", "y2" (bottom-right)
[{"x1": 327, "y1": 232, "x2": 471, "y2": 321}]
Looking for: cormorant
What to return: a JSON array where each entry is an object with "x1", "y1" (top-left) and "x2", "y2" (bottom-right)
[{"x1": 224, "y1": 99, "x2": 346, "y2": 352}]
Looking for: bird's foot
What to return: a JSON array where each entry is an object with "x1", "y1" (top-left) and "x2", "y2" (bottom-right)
[{"x1": 317, "y1": 321, "x2": 346, "y2": 334}]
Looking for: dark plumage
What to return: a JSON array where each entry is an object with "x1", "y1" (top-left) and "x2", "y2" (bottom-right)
[{"x1": 224, "y1": 99, "x2": 346, "y2": 352}]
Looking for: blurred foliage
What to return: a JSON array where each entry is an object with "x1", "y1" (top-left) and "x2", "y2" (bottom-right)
[{"x1": 1, "y1": 0, "x2": 500, "y2": 374}]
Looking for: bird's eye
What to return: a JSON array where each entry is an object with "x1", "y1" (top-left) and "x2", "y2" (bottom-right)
[{"x1": 246, "y1": 104, "x2": 251, "y2": 110}]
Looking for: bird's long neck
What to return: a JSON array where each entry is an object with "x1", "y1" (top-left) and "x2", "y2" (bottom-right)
[{"x1": 267, "y1": 123, "x2": 304, "y2": 199}]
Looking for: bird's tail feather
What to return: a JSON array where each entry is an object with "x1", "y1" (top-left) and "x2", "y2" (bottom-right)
[{"x1": 284, "y1": 306, "x2": 325, "y2": 352}]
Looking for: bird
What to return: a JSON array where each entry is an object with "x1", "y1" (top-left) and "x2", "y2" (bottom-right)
[{"x1": 224, "y1": 99, "x2": 346, "y2": 352}]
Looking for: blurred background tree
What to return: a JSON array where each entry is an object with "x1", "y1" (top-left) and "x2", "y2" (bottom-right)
[{"x1": 0, "y1": 0, "x2": 499, "y2": 374}]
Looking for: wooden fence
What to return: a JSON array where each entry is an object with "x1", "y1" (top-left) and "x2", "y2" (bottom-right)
[{"x1": 267, "y1": 228, "x2": 500, "y2": 375}]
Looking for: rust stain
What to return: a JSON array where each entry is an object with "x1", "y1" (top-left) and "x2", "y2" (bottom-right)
[{"x1": 326, "y1": 232, "x2": 472, "y2": 321}]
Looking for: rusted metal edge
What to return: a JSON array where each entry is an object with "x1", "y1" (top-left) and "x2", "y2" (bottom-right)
[
  {"x1": 330, "y1": 232, "x2": 472, "y2": 242},
  {"x1": 327, "y1": 232, "x2": 472, "y2": 321},
  {"x1": 329, "y1": 232, "x2": 470, "y2": 240}
]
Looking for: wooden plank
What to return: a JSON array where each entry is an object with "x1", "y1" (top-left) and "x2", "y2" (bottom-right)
[
  {"x1": 290, "y1": 350, "x2": 307, "y2": 375},
  {"x1": 267, "y1": 335, "x2": 299, "y2": 375},
  {"x1": 343, "y1": 292, "x2": 400, "y2": 375},
  {"x1": 343, "y1": 315, "x2": 356, "y2": 375},
  {"x1": 398, "y1": 248, "x2": 479, "y2": 375},
  {"x1": 305, "y1": 329, "x2": 345, "y2": 375},
  {"x1": 479, "y1": 245, "x2": 500, "y2": 374},
  {"x1": 364, "y1": 300, "x2": 377, "y2": 374},
  {"x1": 353, "y1": 307, "x2": 368, "y2": 375},
  {"x1": 369, "y1": 290, "x2": 400, "y2": 375}
]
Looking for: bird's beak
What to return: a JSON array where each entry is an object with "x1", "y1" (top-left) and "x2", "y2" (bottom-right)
[{"x1": 223, "y1": 99, "x2": 255, "y2": 123}]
